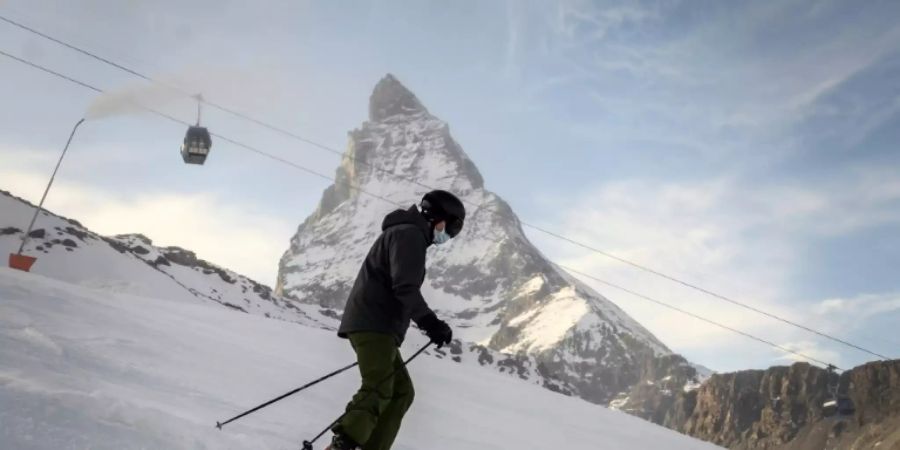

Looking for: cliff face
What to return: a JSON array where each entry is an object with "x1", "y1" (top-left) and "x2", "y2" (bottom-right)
[
  {"x1": 609, "y1": 353, "x2": 707, "y2": 424},
  {"x1": 656, "y1": 360, "x2": 900, "y2": 450}
]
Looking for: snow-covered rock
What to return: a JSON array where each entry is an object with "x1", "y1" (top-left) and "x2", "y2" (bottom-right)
[{"x1": 0, "y1": 189, "x2": 329, "y2": 328}]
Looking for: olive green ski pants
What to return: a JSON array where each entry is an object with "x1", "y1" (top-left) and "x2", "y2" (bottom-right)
[{"x1": 335, "y1": 332, "x2": 415, "y2": 450}]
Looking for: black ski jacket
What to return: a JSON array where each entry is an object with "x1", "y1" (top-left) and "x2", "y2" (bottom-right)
[{"x1": 338, "y1": 205, "x2": 434, "y2": 344}]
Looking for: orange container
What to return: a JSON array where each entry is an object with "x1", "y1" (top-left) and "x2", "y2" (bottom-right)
[{"x1": 9, "y1": 253, "x2": 37, "y2": 272}]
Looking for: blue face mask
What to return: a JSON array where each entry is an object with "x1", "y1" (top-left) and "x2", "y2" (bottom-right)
[{"x1": 433, "y1": 228, "x2": 451, "y2": 245}]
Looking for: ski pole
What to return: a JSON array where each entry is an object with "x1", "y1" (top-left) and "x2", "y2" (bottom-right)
[
  {"x1": 301, "y1": 341, "x2": 433, "y2": 450},
  {"x1": 216, "y1": 360, "x2": 359, "y2": 430}
]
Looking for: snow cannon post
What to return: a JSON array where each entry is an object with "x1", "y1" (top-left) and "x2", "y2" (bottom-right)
[{"x1": 10, "y1": 118, "x2": 85, "y2": 272}]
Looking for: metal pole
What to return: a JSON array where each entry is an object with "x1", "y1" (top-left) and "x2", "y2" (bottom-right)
[
  {"x1": 215, "y1": 360, "x2": 359, "y2": 430},
  {"x1": 18, "y1": 118, "x2": 85, "y2": 254},
  {"x1": 195, "y1": 93, "x2": 203, "y2": 126}
]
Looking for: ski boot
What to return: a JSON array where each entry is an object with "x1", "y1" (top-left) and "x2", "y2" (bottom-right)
[{"x1": 324, "y1": 432, "x2": 359, "y2": 450}]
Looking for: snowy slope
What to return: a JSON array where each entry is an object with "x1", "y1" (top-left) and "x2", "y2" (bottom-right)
[
  {"x1": 1, "y1": 191, "x2": 195, "y2": 302},
  {"x1": 277, "y1": 75, "x2": 701, "y2": 404},
  {"x1": 0, "y1": 189, "x2": 329, "y2": 327},
  {"x1": 0, "y1": 267, "x2": 721, "y2": 450}
]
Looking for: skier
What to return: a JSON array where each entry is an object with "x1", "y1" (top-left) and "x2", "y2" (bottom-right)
[{"x1": 327, "y1": 190, "x2": 465, "y2": 450}]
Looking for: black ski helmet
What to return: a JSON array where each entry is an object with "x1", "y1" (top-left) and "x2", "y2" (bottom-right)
[{"x1": 420, "y1": 190, "x2": 465, "y2": 238}]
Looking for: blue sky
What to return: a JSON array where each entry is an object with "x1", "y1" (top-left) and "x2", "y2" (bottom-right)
[{"x1": 1, "y1": 0, "x2": 898, "y2": 372}]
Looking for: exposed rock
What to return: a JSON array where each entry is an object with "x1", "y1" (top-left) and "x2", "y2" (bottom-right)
[
  {"x1": 1, "y1": 227, "x2": 20, "y2": 236},
  {"x1": 164, "y1": 248, "x2": 200, "y2": 267},
  {"x1": 114, "y1": 233, "x2": 153, "y2": 246},
  {"x1": 369, "y1": 73, "x2": 428, "y2": 121},
  {"x1": 613, "y1": 354, "x2": 704, "y2": 423},
  {"x1": 152, "y1": 256, "x2": 170, "y2": 267},
  {"x1": 660, "y1": 360, "x2": 900, "y2": 449},
  {"x1": 65, "y1": 226, "x2": 89, "y2": 242}
]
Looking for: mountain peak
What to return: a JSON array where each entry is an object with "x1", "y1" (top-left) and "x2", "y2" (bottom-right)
[
  {"x1": 369, "y1": 74, "x2": 428, "y2": 121},
  {"x1": 279, "y1": 74, "x2": 675, "y2": 406}
]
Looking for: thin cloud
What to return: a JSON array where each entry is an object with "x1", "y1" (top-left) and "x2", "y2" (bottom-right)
[
  {"x1": 812, "y1": 293, "x2": 900, "y2": 327},
  {"x1": 503, "y1": 0, "x2": 520, "y2": 78},
  {"x1": 776, "y1": 340, "x2": 842, "y2": 367}
]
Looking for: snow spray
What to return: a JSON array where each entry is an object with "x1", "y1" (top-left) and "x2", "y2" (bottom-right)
[{"x1": 84, "y1": 80, "x2": 183, "y2": 120}]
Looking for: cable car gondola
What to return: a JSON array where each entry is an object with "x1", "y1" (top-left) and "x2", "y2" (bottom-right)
[
  {"x1": 822, "y1": 364, "x2": 855, "y2": 418},
  {"x1": 181, "y1": 95, "x2": 212, "y2": 165},
  {"x1": 181, "y1": 126, "x2": 211, "y2": 164}
]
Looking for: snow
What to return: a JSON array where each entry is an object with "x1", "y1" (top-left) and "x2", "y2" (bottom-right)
[
  {"x1": 553, "y1": 264, "x2": 670, "y2": 355},
  {"x1": 518, "y1": 276, "x2": 545, "y2": 295},
  {"x1": 504, "y1": 289, "x2": 591, "y2": 352},
  {"x1": 0, "y1": 194, "x2": 196, "y2": 303},
  {"x1": 0, "y1": 268, "x2": 721, "y2": 450}
]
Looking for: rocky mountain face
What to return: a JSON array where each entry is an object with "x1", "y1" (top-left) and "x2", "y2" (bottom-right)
[
  {"x1": 276, "y1": 74, "x2": 702, "y2": 405},
  {"x1": 609, "y1": 353, "x2": 708, "y2": 422},
  {"x1": 655, "y1": 360, "x2": 900, "y2": 450}
]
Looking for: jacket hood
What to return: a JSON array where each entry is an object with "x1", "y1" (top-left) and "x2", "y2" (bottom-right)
[{"x1": 382, "y1": 205, "x2": 432, "y2": 244}]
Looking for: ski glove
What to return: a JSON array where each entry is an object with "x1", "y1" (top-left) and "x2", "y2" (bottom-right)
[{"x1": 417, "y1": 312, "x2": 453, "y2": 348}]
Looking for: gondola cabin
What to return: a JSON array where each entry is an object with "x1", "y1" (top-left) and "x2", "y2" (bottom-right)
[
  {"x1": 836, "y1": 397, "x2": 856, "y2": 416},
  {"x1": 822, "y1": 397, "x2": 856, "y2": 418},
  {"x1": 181, "y1": 125, "x2": 212, "y2": 165},
  {"x1": 821, "y1": 364, "x2": 855, "y2": 419}
]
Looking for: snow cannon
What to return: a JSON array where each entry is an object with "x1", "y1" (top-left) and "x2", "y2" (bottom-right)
[
  {"x1": 9, "y1": 252, "x2": 37, "y2": 272},
  {"x1": 9, "y1": 118, "x2": 85, "y2": 273},
  {"x1": 181, "y1": 95, "x2": 212, "y2": 165}
]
